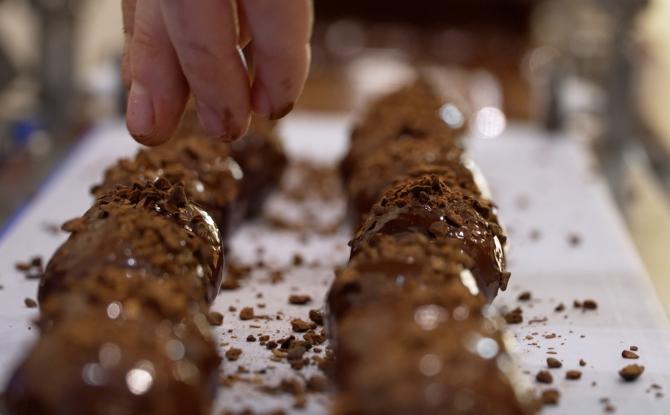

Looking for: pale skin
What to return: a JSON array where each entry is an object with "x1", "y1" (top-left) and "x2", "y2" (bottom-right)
[{"x1": 122, "y1": 0, "x2": 313, "y2": 145}]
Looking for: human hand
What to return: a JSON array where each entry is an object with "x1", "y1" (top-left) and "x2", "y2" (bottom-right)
[{"x1": 122, "y1": 0, "x2": 313, "y2": 145}]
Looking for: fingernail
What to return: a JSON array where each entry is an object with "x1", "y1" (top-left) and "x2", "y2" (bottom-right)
[
  {"x1": 126, "y1": 82, "x2": 154, "y2": 138},
  {"x1": 197, "y1": 101, "x2": 232, "y2": 140},
  {"x1": 253, "y1": 83, "x2": 273, "y2": 116},
  {"x1": 269, "y1": 102, "x2": 294, "y2": 120}
]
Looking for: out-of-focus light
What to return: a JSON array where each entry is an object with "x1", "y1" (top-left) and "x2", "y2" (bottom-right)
[
  {"x1": 106, "y1": 301, "x2": 122, "y2": 320},
  {"x1": 99, "y1": 342, "x2": 122, "y2": 367},
  {"x1": 439, "y1": 103, "x2": 465, "y2": 129},
  {"x1": 126, "y1": 361, "x2": 155, "y2": 395},
  {"x1": 82, "y1": 363, "x2": 105, "y2": 386},
  {"x1": 472, "y1": 107, "x2": 506, "y2": 139},
  {"x1": 414, "y1": 304, "x2": 447, "y2": 331},
  {"x1": 419, "y1": 354, "x2": 443, "y2": 377}
]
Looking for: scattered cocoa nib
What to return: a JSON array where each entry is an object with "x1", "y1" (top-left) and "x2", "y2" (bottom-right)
[
  {"x1": 529, "y1": 229, "x2": 542, "y2": 241},
  {"x1": 288, "y1": 294, "x2": 312, "y2": 305},
  {"x1": 291, "y1": 319, "x2": 315, "y2": 333},
  {"x1": 541, "y1": 389, "x2": 560, "y2": 405},
  {"x1": 308, "y1": 309, "x2": 323, "y2": 326},
  {"x1": 24, "y1": 298, "x2": 37, "y2": 308},
  {"x1": 504, "y1": 307, "x2": 523, "y2": 324},
  {"x1": 292, "y1": 254, "x2": 304, "y2": 266},
  {"x1": 266, "y1": 341, "x2": 278, "y2": 350},
  {"x1": 225, "y1": 348, "x2": 243, "y2": 361},
  {"x1": 239, "y1": 307, "x2": 255, "y2": 320},
  {"x1": 270, "y1": 270, "x2": 284, "y2": 284},
  {"x1": 554, "y1": 303, "x2": 565, "y2": 312},
  {"x1": 573, "y1": 300, "x2": 582, "y2": 308},
  {"x1": 246, "y1": 335, "x2": 256, "y2": 342},
  {"x1": 568, "y1": 233, "x2": 582, "y2": 246},
  {"x1": 536, "y1": 370, "x2": 553, "y2": 384},
  {"x1": 630, "y1": 345, "x2": 639, "y2": 351},
  {"x1": 207, "y1": 311, "x2": 224, "y2": 326},
  {"x1": 518, "y1": 291, "x2": 531, "y2": 301},
  {"x1": 582, "y1": 300, "x2": 598, "y2": 310},
  {"x1": 547, "y1": 357, "x2": 562, "y2": 368},
  {"x1": 622, "y1": 350, "x2": 639, "y2": 359},
  {"x1": 580, "y1": 359, "x2": 587, "y2": 367},
  {"x1": 528, "y1": 317, "x2": 548, "y2": 324},
  {"x1": 619, "y1": 364, "x2": 645, "y2": 381},
  {"x1": 566, "y1": 370, "x2": 582, "y2": 380},
  {"x1": 61, "y1": 217, "x2": 86, "y2": 232},
  {"x1": 604, "y1": 404, "x2": 616, "y2": 413},
  {"x1": 15, "y1": 256, "x2": 43, "y2": 280},
  {"x1": 220, "y1": 277, "x2": 240, "y2": 290}
]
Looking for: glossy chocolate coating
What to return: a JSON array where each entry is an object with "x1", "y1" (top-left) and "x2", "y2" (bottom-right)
[
  {"x1": 350, "y1": 173, "x2": 508, "y2": 302},
  {"x1": 94, "y1": 135, "x2": 244, "y2": 235},
  {"x1": 327, "y1": 234, "x2": 483, "y2": 328},
  {"x1": 333, "y1": 297, "x2": 536, "y2": 415},
  {"x1": 5, "y1": 311, "x2": 220, "y2": 415},
  {"x1": 230, "y1": 117, "x2": 288, "y2": 217},
  {"x1": 40, "y1": 180, "x2": 224, "y2": 307},
  {"x1": 345, "y1": 136, "x2": 479, "y2": 224},
  {"x1": 341, "y1": 79, "x2": 465, "y2": 182}
]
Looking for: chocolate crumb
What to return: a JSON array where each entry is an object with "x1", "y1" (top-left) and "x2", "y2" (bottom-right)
[
  {"x1": 291, "y1": 319, "x2": 315, "y2": 333},
  {"x1": 566, "y1": 370, "x2": 582, "y2": 380},
  {"x1": 541, "y1": 389, "x2": 560, "y2": 405},
  {"x1": 246, "y1": 335, "x2": 256, "y2": 342},
  {"x1": 622, "y1": 350, "x2": 639, "y2": 359},
  {"x1": 630, "y1": 345, "x2": 638, "y2": 351},
  {"x1": 554, "y1": 303, "x2": 565, "y2": 312},
  {"x1": 207, "y1": 311, "x2": 224, "y2": 326},
  {"x1": 292, "y1": 254, "x2": 304, "y2": 266},
  {"x1": 504, "y1": 307, "x2": 523, "y2": 324},
  {"x1": 574, "y1": 300, "x2": 582, "y2": 308},
  {"x1": 582, "y1": 299, "x2": 598, "y2": 310},
  {"x1": 580, "y1": 359, "x2": 587, "y2": 367},
  {"x1": 619, "y1": 364, "x2": 644, "y2": 381},
  {"x1": 239, "y1": 307, "x2": 255, "y2": 320},
  {"x1": 518, "y1": 291, "x2": 531, "y2": 301},
  {"x1": 536, "y1": 370, "x2": 553, "y2": 384},
  {"x1": 225, "y1": 348, "x2": 242, "y2": 361},
  {"x1": 308, "y1": 309, "x2": 323, "y2": 326},
  {"x1": 24, "y1": 298, "x2": 37, "y2": 308},
  {"x1": 288, "y1": 294, "x2": 312, "y2": 305},
  {"x1": 547, "y1": 357, "x2": 562, "y2": 368},
  {"x1": 605, "y1": 404, "x2": 616, "y2": 413},
  {"x1": 568, "y1": 233, "x2": 582, "y2": 246}
]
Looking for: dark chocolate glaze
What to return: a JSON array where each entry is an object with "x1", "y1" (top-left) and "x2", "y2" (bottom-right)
[
  {"x1": 341, "y1": 79, "x2": 465, "y2": 183},
  {"x1": 345, "y1": 136, "x2": 478, "y2": 225},
  {"x1": 40, "y1": 181, "x2": 224, "y2": 306},
  {"x1": 4, "y1": 312, "x2": 220, "y2": 415},
  {"x1": 333, "y1": 297, "x2": 536, "y2": 415},
  {"x1": 327, "y1": 234, "x2": 482, "y2": 328},
  {"x1": 230, "y1": 117, "x2": 288, "y2": 217},
  {"x1": 350, "y1": 174, "x2": 509, "y2": 302}
]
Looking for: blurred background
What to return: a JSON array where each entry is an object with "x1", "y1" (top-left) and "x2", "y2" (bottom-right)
[{"x1": 1, "y1": 0, "x2": 670, "y2": 311}]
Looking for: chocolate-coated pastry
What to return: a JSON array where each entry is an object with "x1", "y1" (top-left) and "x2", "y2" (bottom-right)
[
  {"x1": 350, "y1": 173, "x2": 508, "y2": 302},
  {"x1": 341, "y1": 79, "x2": 465, "y2": 182},
  {"x1": 94, "y1": 135, "x2": 244, "y2": 234},
  {"x1": 345, "y1": 136, "x2": 479, "y2": 223},
  {"x1": 4, "y1": 311, "x2": 220, "y2": 415},
  {"x1": 230, "y1": 117, "x2": 287, "y2": 217},
  {"x1": 327, "y1": 234, "x2": 484, "y2": 329},
  {"x1": 40, "y1": 180, "x2": 224, "y2": 307},
  {"x1": 333, "y1": 297, "x2": 536, "y2": 415}
]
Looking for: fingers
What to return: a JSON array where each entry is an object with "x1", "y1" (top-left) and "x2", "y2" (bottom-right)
[
  {"x1": 126, "y1": 0, "x2": 189, "y2": 145},
  {"x1": 121, "y1": 0, "x2": 137, "y2": 90},
  {"x1": 160, "y1": 0, "x2": 251, "y2": 141},
  {"x1": 240, "y1": 0, "x2": 313, "y2": 119}
]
